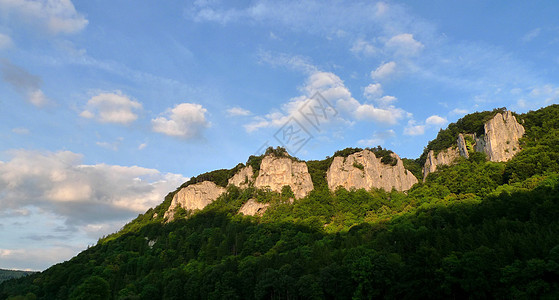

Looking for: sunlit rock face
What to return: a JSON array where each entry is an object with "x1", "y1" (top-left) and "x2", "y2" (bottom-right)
[
  {"x1": 476, "y1": 111, "x2": 525, "y2": 162},
  {"x1": 422, "y1": 111, "x2": 525, "y2": 180},
  {"x1": 254, "y1": 156, "x2": 314, "y2": 199},
  {"x1": 164, "y1": 181, "x2": 226, "y2": 221},
  {"x1": 228, "y1": 165, "x2": 254, "y2": 189},
  {"x1": 238, "y1": 199, "x2": 270, "y2": 216},
  {"x1": 327, "y1": 150, "x2": 418, "y2": 192},
  {"x1": 422, "y1": 147, "x2": 461, "y2": 181}
]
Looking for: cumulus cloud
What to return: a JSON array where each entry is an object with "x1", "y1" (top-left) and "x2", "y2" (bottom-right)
[
  {"x1": 385, "y1": 33, "x2": 424, "y2": 56},
  {"x1": 152, "y1": 103, "x2": 210, "y2": 139},
  {"x1": 0, "y1": 33, "x2": 13, "y2": 49},
  {"x1": 80, "y1": 91, "x2": 142, "y2": 125},
  {"x1": 0, "y1": 0, "x2": 88, "y2": 35},
  {"x1": 227, "y1": 106, "x2": 252, "y2": 116},
  {"x1": 404, "y1": 120, "x2": 425, "y2": 136},
  {"x1": 354, "y1": 103, "x2": 404, "y2": 125},
  {"x1": 0, "y1": 150, "x2": 187, "y2": 226},
  {"x1": 425, "y1": 115, "x2": 447, "y2": 126},
  {"x1": 246, "y1": 69, "x2": 408, "y2": 132},
  {"x1": 370, "y1": 61, "x2": 396, "y2": 80},
  {"x1": 0, "y1": 60, "x2": 49, "y2": 106},
  {"x1": 350, "y1": 38, "x2": 377, "y2": 56},
  {"x1": 363, "y1": 83, "x2": 383, "y2": 99}
]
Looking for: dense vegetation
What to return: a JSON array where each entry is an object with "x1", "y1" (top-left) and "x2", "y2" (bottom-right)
[{"x1": 2, "y1": 105, "x2": 558, "y2": 299}]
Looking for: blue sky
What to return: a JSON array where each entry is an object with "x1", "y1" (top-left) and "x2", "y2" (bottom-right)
[{"x1": 1, "y1": 0, "x2": 558, "y2": 270}]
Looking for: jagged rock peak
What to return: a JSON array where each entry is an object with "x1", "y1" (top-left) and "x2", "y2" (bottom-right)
[
  {"x1": 477, "y1": 110, "x2": 525, "y2": 162},
  {"x1": 327, "y1": 149, "x2": 418, "y2": 192},
  {"x1": 164, "y1": 181, "x2": 226, "y2": 221},
  {"x1": 254, "y1": 154, "x2": 314, "y2": 199},
  {"x1": 238, "y1": 199, "x2": 270, "y2": 216}
]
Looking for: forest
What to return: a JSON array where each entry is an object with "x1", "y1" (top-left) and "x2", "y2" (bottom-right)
[{"x1": 1, "y1": 105, "x2": 559, "y2": 299}]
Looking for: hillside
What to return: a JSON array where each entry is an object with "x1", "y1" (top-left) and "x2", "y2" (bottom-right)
[
  {"x1": 0, "y1": 270, "x2": 35, "y2": 284},
  {"x1": 1, "y1": 105, "x2": 559, "y2": 299}
]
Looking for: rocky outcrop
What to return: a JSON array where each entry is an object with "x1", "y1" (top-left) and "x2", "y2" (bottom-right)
[
  {"x1": 254, "y1": 156, "x2": 314, "y2": 199},
  {"x1": 327, "y1": 150, "x2": 418, "y2": 192},
  {"x1": 422, "y1": 111, "x2": 525, "y2": 180},
  {"x1": 422, "y1": 147, "x2": 461, "y2": 180},
  {"x1": 457, "y1": 133, "x2": 470, "y2": 158},
  {"x1": 476, "y1": 111, "x2": 525, "y2": 162},
  {"x1": 164, "y1": 181, "x2": 226, "y2": 221},
  {"x1": 228, "y1": 165, "x2": 254, "y2": 188},
  {"x1": 238, "y1": 199, "x2": 270, "y2": 216}
]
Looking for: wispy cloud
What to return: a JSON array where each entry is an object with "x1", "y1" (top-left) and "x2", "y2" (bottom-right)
[
  {"x1": 0, "y1": 60, "x2": 50, "y2": 106},
  {"x1": 226, "y1": 107, "x2": 252, "y2": 117},
  {"x1": 0, "y1": 0, "x2": 88, "y2": 35}
]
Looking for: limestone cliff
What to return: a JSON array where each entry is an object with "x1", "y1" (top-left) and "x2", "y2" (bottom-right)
[
  {"x1": 164, "y1": 181, "x2": 226, "y2": 221},
  {"x1": 238, "y1": 199, "x2": 270, "y2": 216},
  {"x1": 254, "y1": 156, "x2": 314, "y2": 199},
  {"x1": 422, "y1": 147, "x2": 461, "y2": 180},
  {"x1": 228, "y1": 165, "x2": 254, "y2": 188},
  {"x1": 476, "y1": 111, "x2": 525, "y2": 162},
  {"x1": 327, "y1": 150, "x2": 418, "y2": 192},
  {"x1": 422, "y1": 110, "x2": 525, "y2": 180}
]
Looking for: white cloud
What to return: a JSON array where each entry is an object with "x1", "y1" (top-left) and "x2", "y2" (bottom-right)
[
  {"x1": 530, "y1": 84, "x2": 559, "y2": 104},
  {"x1": 0, "y1": 0, "x2": 88, "y2": 35},
  {"x1": 404, "y1": 120, "x2": 425, "y2": 136},
  {"x1": 138, "y1": 143, "x2": 147, "y2": 150},
  {"x1": 425, "y1": 115, "x2": 447, "y2": 126},
  {"x1": 522, "y1": 28, "x2": 541, "y2": 43},
  {"x1": 0, "y1": 33, "x2": 13, "y2": 49},
  {"x1": 371, "y1": 61, "x2": 396, "y2": 80},
  {"x1": 451, "y1": 108, "x2": 469, "y2": 115},
  {"x1": 0, "y1": 246, "x2": 78, "y2": 271},
  {"x1": 246, "y1": 66, "x2": 408, "y2": 132},
  {"x1": 11, "y1": 127, "x2": 30, "y2": 135},
  {"x1": 357, "y1": 130, "x2": 396, "y2": 147},
  {"x1": 0, "y1": 60, "x2": 50, "y2": 106},
  {"x1": 227, "y1": 106, "x2": 252, "y2": 116},
  {"x1": 350, "y1": 38, "x2": 377, "y2": 56},
  {"x1": 81, "y1": 91, "x2": 142, "y2": 125},
  {"x1": 0, "y1": 149, "x2": 187, "y2": 225},
  {"x1": 354, "y1": 103, "x2": 404, "y2": 125},
  {"x1": 152, "y1": 103, "x2": 210, "y2": 139},
  {"x1": 385, "y1": 33, "x2": 424, "y2": 56},
  {"x1": 364, "y1": 83, "x2": 383, "y2": 99}
]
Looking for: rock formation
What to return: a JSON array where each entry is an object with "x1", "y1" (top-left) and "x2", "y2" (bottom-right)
[
  {"x1": 164, "y1": 181, "x2": 226, "y2": 221},
  {"x1": 228, "y1": 165, "x2": 254, "y2": 188},
  {"x1": 476, "y1": 111, "x2": 525, "y2": 162},
  {"x1": 238, "y1": 199, "x2": 270, "y2": 216},
  {"x1": 457, "y1": 133, "x2": 470, "y2": 158},
  {"x1": 327, "y1": 150, "x2": 418, "y2": 192},
  {"x1": 422, "y1": 111, "x2": 525, "y2": 180},
  {"x1": 254, "y1": 156, "x2": 314, "y2": 199},
  {"x1": 422, "y1": 147, "x2": 461, "y2": 180}
]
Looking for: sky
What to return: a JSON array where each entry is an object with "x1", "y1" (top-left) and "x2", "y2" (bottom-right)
[{"x1": 0, "y1": 0, "x2": 558, "y2": 271}]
